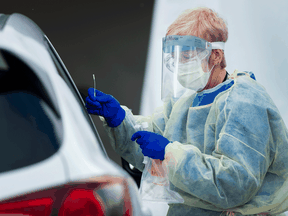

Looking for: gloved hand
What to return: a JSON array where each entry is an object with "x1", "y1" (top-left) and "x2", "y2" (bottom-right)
[
  {"x1": 131, "y1": 131, "x2": 170, "y2": 160},
  {"x1": 85, "y1": 88, "x2": 125, "y2": 128}
]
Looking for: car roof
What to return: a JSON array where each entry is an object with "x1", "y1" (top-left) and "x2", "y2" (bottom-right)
[
  {"x1": 0, "y1": 13, "x2": 45, "y2": 47},
  {"x1": 0, "y1": 13, "x2": 62, "y2": 116}
]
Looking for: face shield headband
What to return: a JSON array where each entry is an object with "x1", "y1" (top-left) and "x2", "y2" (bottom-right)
[
  {"x1": 161, "y1": 35, "x2": 225, "y2": 102},
  {"x1": 162, "y1": 35, "x2": 225, "y2": 53}
]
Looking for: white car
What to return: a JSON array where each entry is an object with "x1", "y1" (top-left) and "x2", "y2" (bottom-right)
[{"x1": 0, "y1": 13, "x2": 151, "y2": 216}]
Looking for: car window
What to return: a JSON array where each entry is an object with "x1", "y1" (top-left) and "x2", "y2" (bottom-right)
[
  {"x1": 43, "y1": 36, "x2": 108, "y2": 157},
  {"x1": 0, "y1": 50, "x2": 62, "y2": 173}
]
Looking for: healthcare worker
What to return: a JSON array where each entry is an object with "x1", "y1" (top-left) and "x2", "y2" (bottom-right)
[{"x1": 86, "y1": 7, "x2": 288, "y2": 216}]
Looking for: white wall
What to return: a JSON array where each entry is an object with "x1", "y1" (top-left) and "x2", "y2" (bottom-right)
[
  {"x1": 140, "y1": 0, "x2": 288, "y2": 215},
  {"x1": 140, "y1": 0, "x2": 288, "y2": 124}
]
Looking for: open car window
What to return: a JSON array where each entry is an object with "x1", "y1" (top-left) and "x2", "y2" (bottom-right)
[
  {"x1": 43, "y1": 36, "x2": 108, "y2": 157},
  {"x1": 0, "y1": 50, "x2": 63, "y2": 173}
]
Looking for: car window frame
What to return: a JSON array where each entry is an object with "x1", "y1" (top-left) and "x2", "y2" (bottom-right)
[{"x1": 43, "y1": 35, "x2": 108, "y2": 158}]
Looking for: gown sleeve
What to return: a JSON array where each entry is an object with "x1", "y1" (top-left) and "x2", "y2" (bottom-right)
[{"x1": 101, "y1": 101, "x2": 172, "y2": 172}]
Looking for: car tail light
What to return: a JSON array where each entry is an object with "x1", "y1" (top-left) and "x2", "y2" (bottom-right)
[
  {"x1": 0, "y1": 175, "x2": 133, "y2": 216},
  {"x1": 0, "y1": 198, "x2": 53, "y2": 216},
  {"x1": 58, "y1": 189, "x2": 105, "y2": 216}
]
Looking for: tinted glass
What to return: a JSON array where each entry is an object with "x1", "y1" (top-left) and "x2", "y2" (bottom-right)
[{"x1": 0, "y1": 50, "x2": 62, "y2": 173}]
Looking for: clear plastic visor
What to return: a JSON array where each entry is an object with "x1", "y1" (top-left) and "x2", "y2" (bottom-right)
[{"x1": 161, "y1": 45, "x2": 212, "y2": 102}]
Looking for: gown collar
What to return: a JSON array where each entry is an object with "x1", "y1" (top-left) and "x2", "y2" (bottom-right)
[{"x1": 192, "y1": 71, "x2": 234, "y2": 107}]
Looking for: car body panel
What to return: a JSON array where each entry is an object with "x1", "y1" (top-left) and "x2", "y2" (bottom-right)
[{"x1": 0, "y1": 153, "x2": 67, "y2": 201}]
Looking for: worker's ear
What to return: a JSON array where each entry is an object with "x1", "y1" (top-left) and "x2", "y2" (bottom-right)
[{"x1": 209, "y1": 49, "x2": 224, "y2": 65}]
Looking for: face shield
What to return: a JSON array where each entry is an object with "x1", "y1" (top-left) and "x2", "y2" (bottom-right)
[{"x1": 161, "y1": 35, "x2": 225, "y2": 102}]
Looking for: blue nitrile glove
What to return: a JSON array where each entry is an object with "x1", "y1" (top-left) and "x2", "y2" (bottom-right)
[
  {"x1": 85, "y1": 88, "x2": 125, "y2": 128},
  {"x1": 131, "y1": 131, "x2": 170, "y2": 160}
]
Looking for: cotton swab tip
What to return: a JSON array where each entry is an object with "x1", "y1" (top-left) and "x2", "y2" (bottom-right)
[{"x1": 93, "y1": 74, "x2": 96, "y2": 97}]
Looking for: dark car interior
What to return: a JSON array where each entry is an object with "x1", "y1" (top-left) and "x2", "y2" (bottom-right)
[{"x1": 0, "y1": 50, "x2": 63, "y2": 173}]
